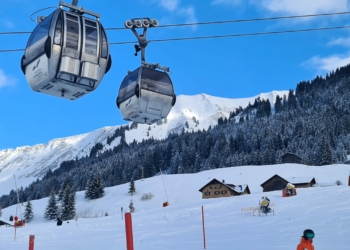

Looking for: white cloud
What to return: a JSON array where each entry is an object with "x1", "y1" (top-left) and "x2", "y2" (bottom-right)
[
  {"x1": 327, "y1": 37, "x2": 350, "y2": 47},
  {"x1": 212, "y1": 0, "x2": 242, "y2": 6},
  {"x1": 152, "y1": 0, "x2": 197, "y2": 28},
  {"x1": 260, "y1": 0, "x2": 348, "y2": 15},
  {"x1": 159, "y1": 0, "x2": 180, "y2": 12},
  {"x1": 301, "y1": 53, "x2": 350, "y2": 72},
  {"x1": 1, "y1": 20, "x2": 14, "y2": 29},
  {"x1": 0, "y1": 69, "x2": 16, "y2": 88},
  {"x1": 178, "y1": 6, "x2": 197, "y2": 25}
]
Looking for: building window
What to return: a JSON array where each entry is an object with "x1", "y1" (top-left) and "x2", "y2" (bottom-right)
[
  {"x1": 221, "y1": 190, "x2": 227, "y2": 194},
  {"x1": 209, "y1": 185, "x2": 214, "y2": 189},
  {"x1": 204, "y1": 190, "x2": 210, "y2": 196},
  {"x1": 214, "y1": 191, "x2": 220, "y2": 195}
]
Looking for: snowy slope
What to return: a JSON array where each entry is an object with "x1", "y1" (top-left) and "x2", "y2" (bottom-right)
[
  {"x1": 0, "y1": 91, "x2": 288, "y2": 194},
  {"x1": 0, "y1": 163, "x2": 349, "y2": 250}
]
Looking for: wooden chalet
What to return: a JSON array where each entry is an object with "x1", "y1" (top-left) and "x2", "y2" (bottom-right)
[
  {"x1": 199, "y1": 178, "x2": 250, "y2": 199},
  {"x1": 261, "y1": 174, "x2": 316, "y2": 192},
  {"x1": 0, "y1": 218, "x2": 12, "y2": 227},
  {"x1": 281, "y1": 153, "x2": 302, "y2": 164}
]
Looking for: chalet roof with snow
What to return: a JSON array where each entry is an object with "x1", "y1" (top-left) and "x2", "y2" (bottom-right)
[
  {"x1": 285, "y1": 177, "x2": 316, "y2": 184},
  {"x1": 260, "y1": 174, "x2": 316, "y2": 187},
  {"x1": 199, "y1": 178, "x2": 250, "y2": 194},
  {"x1": 198, "y1": 178, "x2": 235, "y2": 192},
  {"x1": 0, "y1": 218, "x2": 12, "y2": 227}
]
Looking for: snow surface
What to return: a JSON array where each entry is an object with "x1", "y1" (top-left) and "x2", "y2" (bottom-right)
[{"x1": 1, "y1": 163, "x2": 350, "y2": 249}]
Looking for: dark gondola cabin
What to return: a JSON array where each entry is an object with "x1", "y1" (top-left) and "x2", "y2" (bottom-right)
[
  {"x1": 117, "y1": 66, "x2": 176, "y2": 125},
  {"x1": 20, "y1": 1, "x2": 112, "y2": 100}
]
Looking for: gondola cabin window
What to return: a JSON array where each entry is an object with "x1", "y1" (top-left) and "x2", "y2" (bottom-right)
[
  {"x1": 101, "y1": 29, "x2": 108, "y2": 59},
  {"x1": 118, "y1": 69, "x2": 139, "y2": 104},
  {"x1": 84, "y1": 20, "x2": 98, "y2": 56},
  {"x1": 65, "y1": 14, "x2": 80, "y2": 50},
  {"x1": 25, "y1": 12, "x2": 53, "y2": 63},
  {"x1": 141, "y1": 68, "x2": 173, "y2": 96},
  {"x1": 54, "y1": 13, "x2": 62, "y2": 45}
]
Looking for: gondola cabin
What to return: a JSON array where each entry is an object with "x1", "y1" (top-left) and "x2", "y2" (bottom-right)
[
  {"x1": 20, "y1": 1, "x2": 112, "y2": 100},
  {"x1": 116, "y1": 66, "x2": 176, "y2": 125}
]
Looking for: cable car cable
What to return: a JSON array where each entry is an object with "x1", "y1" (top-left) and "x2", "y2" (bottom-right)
[
  {"x1": 110, "y1": 24, "x2": 350, "y2": 44},
  {"x1": 1, "y1": 24, "x2": 350, "y2": 53},
  {"x1": 106, "y1": 11, "x2": 350, "y2": 30},
  {"x1": 1, "y1": 10, "x2": 350, "y2": 35}
]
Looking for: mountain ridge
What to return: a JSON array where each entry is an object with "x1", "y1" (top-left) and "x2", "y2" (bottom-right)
[{"x1": 0, "y1": 91, "x2": 288, "y2": 194}]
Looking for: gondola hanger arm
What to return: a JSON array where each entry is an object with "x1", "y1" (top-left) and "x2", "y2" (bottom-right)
[
  {"x1": 59, "y1": 1, "x2": 100, "y2": 19},
  {"x1": 125, "y1": 18, "x2": 170, "y2": 72}
]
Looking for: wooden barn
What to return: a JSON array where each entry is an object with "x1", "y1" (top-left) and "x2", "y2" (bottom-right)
[
  {"x1": 286, "y1": 177, "x2": 316, "y2": 188},
  {"x1": 199, "y1": 178, "x2": 250, "y2": 199},
  {"x1": 261, "y1": 174, "x2": 316, "y2": 192},
  {"x1": 281, "y1": 153, "x2": 302, "y2": 164}
]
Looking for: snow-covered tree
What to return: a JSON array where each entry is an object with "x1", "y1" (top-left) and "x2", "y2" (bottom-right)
[
  {"x1": 0, "y1": 206, "x2": 2, "y2": 217},
  {"x1": 58, "y1": 178, "x2": 72, "y2": 201},
  {"x1": 44, "y1": 190, "x2": 58, "y2": 220},
  {"x1": 94, "y1": 174, "x2": 105, "y2": 198},
  {"x1": 84, "y1": 176, "x2": 94, "y2": 200},
  {"x1": 24, "y1": 200, "x2": 34, "y2": 222},
  {"x1": 128, "y1": 179, "x2": 136, "y2": 196},
  {"x1": 85, "y1": 174, "x2": 105, "y2": 200},
  {"x1": 61, "y1": 185, "x2": 76, "y2": 220},
  {"x1": 129, "y1": 200, "x2": 135, "y2": 213}
]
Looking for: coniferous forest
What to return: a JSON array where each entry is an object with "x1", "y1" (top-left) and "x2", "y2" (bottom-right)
[{"x1": 2, "y1": 64, "x2": 350, "y2": 209}]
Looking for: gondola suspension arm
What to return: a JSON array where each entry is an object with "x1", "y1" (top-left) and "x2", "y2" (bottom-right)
[
  {"x1": 125, "y1": 18, "x2": 170, "y2": 72},
  {"x1": 59, "y1": 1, "x2": 100, "y2": 20}
]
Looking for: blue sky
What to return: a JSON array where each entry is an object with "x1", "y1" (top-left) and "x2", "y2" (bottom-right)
[{"x1": 1, "y1": 0, "x2": 350, "y2": 150}]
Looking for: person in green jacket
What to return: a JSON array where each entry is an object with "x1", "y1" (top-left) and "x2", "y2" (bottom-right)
[{"x1": 297, "y1": 229, "x2": 315, "y2": 250}]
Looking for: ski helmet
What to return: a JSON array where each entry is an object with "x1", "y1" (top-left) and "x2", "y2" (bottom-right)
[{"x1": 303, "y1": 229, "x2": 315, "y2": 239}]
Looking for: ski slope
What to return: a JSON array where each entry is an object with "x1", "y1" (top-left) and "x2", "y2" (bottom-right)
[{"x1": 1, "y1": 163, "x2": 350, "y2": 249}]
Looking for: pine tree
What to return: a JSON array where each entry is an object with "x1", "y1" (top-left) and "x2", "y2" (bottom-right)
[
  {"x1": 318, "y1": 136, "x2": 333, "y2": 166},
  {"x1": 85, "y1": 174, "x2": 105, "y2": 200},
  {"x1": 94, "y1": 174, "x2": 105, "y2": 199},
  {"x1": 61, "y1": 185, "x2": 76, "y2": 220},
  {"x1": 274, "y1": 95, "x2": 283, "y2": 113},
  {"x1": 288, "y1": 89, "x2": 297, "y2": 110},
  {"x1": 44, "y1": 190, "x2": 58, "y2": 220},
  {"x1": 58, "y1": 178, "x2": 72, "y2": 201},
  {"x1": 24, "y1": 200, "x2": 34, "y2": 222},
  {"x1": 85, "y1": 175, "x2": 95, "y2": 200},
  {"x1": 129, "y1": 200, "x2": 135, "y2": 213},
  {"x1": 128, "y1": 179, "x2": 136, "y2": 196}
]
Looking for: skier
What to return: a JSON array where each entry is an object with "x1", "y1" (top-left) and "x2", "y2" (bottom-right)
[
  {"x1": 260, "y1": 196, "x2": 271, "y2": 213},
  {"x1": 56, "y1": 218, "x2": 63, "y2": 226},
  {"x1": 286, "y1": 183, "x2": 295, "y2": 196},
  {"x1": 297, "y1": 229, "x2": 315, "y2": 250}
]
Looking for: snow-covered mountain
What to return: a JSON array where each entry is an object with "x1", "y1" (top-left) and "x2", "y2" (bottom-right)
[{"x1": 0, "y1": 91, "x2": 288, "y2": 195}]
